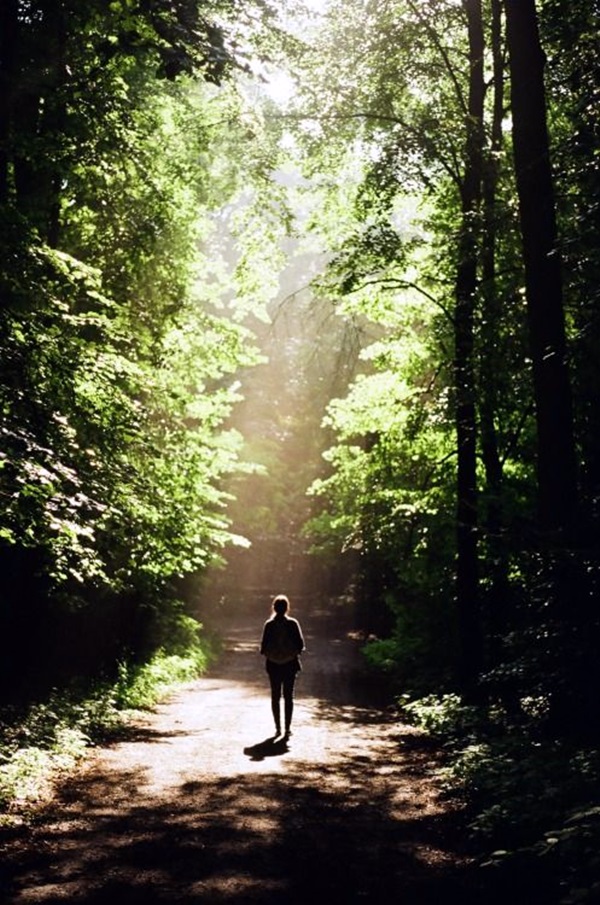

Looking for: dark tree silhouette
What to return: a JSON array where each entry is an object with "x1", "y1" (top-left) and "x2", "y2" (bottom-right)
[
  {"x1": 504, "y1": 0, "x2": 578, "y2": 538},
  {"x1": 454, "y1": 0, "x2": 485, "y2": 696}
]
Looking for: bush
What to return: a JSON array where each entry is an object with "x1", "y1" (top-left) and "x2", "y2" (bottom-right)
[
  {"x1": 400, "y1": 692, "x2": 484, "y2": 741},
  {"x1": 401, "y1": 692, "x2": 600, "y2": 904},
  {"x1": 113, "y1": 645, "x2": 212, "y2": 711},
  {"x1": 0, "y1": 638, "x2": 214, "y2": 815}
]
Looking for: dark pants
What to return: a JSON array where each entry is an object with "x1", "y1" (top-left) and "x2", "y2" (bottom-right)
[{"x1": 266, "y1": 659, "x2": 300, "y2": 733}]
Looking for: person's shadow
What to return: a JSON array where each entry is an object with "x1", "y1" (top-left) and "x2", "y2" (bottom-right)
[{"x1": 243, "y1": 736, "x2": 290, "y2": 761}]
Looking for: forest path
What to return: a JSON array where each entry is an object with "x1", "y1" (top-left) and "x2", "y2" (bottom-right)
[{"x1": 0, "y1": 599, "x2": 482, "y2": 904}]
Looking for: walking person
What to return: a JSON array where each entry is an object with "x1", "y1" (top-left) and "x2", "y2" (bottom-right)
[{"x1": 260, "y1": 594, "x2": 305, "y2": 739}]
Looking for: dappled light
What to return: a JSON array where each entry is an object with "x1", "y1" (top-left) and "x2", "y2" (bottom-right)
[
  {"x1": 1, "y1": 0, "x2": 600, "y2": 903},
  {"x1": 0, "y1": 606, "x2": 480, "y2": 904}
]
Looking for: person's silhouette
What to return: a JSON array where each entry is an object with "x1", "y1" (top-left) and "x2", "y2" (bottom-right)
[{"x1": 260, "y1": 595, "x2": 305, "y2": 738}]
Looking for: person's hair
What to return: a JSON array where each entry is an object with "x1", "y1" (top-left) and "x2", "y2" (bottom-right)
[{"x1": 272, "y1": 594, "x2": 290, "y2": 615}]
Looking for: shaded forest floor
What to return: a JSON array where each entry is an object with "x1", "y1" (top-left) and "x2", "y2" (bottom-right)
[{"x1": 0, "y1": 599, "x2": 500, "y2": 904}]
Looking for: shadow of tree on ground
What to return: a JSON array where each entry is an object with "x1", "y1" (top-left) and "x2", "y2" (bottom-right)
[
  {"x1": 0, "y1": 716, "x2": 500, "y2": 905},
  {"x1": 0, "y1": 602, "x2": 528, "y2": 904}
]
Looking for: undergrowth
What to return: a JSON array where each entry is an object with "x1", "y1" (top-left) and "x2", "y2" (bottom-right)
[
  {"x1": 0, "y1": 640, "x2": 215, "y2": 818},
  {"x1": 401, "y1": 693, "x2": 600, "y2": 905}
]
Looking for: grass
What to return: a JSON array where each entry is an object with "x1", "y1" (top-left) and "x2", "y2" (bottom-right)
[{"x1": 0, "y1": 642, "x2": 214, "y2": 820}]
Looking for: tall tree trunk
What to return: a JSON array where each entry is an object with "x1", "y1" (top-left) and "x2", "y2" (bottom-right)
[
  {"x1": 504, "y1": 0, "x2": 595, "y2": 741},
  {"x1": 480, "y1": 0, "x2": 511, "y2": 653},
  {"x1": 504, "y1": 0, "x2": 578, "y2": 538},
  {"x1": 454, "y1": 0, "x2": 485, "y2": 697}
]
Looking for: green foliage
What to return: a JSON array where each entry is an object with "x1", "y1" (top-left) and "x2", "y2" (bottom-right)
[
  {"x1": 359, "y1": 554, "x2": 459, "y2": 691},
  {"x1": 0, "y1": 629, "x2": 214, "y2": 812},
  {"x1": 302, "y1": 205, "x2": 462, "y2": 674},
  {"x1": 0, "y1": 231, "x2": 252, "y2": 596},
  {"x1": 0, "y1": 2, "x2": 284, "y2": 697},
  {"x1": 362, "y1": 595, "x2": 458, "y2": 693},
  {"x1": 0, "y1": 691, "x2": 114, "y2": 810},
  {"x1": 285, "y1": 0, "x2": 580, "y2": 711},
  {"x1": 402, "y1": 691, "x2": 600, "y2": 904},
  {"x1": 401, "y1": 692, "x2": 484, "y2": 741},
  {"x1": 113, "y1": 647, "x2": 210, "y2": 712}
]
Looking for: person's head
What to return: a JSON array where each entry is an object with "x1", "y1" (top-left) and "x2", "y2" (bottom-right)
[{"x1": 272, "y1": 594, "x2": 290, "y2": 616}]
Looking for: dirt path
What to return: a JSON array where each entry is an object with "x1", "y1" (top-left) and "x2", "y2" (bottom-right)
[{"x1": 0, "y1": 599, "x2": 482, "y2": 904}]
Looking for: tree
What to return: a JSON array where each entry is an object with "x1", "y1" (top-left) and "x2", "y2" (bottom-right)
[
  {"x1": 0, "y1": 1, "x2": 276, "y2": 696},
  {"x1": 542, "y1": 0, "x2": 600, "y2": 529},
  {"x1": 504, "y1": 0, "x2": 578, "y2": 538},
  {"x1": 0, "y1": 0, "x2": 234, "y2": 244},
  {"x1": 453, "y1": 0, "x2": 485, "y2": 695},
  {"x1": 282, "y1": 0, "x2": 499, "y2": 690}
]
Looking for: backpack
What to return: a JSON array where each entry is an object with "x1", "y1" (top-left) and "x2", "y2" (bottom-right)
[{"x1": 264, "y1": 618, "x2": 299, "y2": 664}]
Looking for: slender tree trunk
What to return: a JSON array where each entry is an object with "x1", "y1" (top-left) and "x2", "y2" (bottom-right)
[
  {"x1": 504, "y1": 0, "x2": 578, "y2": 538},
  {"x1": 454, "y1": 0, "x2": 485, "y2": 697},
  {"x1": 480, "y1": 0, "x2": 511, "y2": 651}
]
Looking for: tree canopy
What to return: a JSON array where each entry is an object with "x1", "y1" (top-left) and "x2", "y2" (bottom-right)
[
  {"x1": 0, "y1": 0, "x2": 280, "y2": 692},
  {"x1": 255, "y1": 0, "x2": 600, "y2": 725}
]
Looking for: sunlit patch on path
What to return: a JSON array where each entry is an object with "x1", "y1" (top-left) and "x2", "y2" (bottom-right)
[{"x1": 0, "y1": 608, "x2": 481, "y2": 904}]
